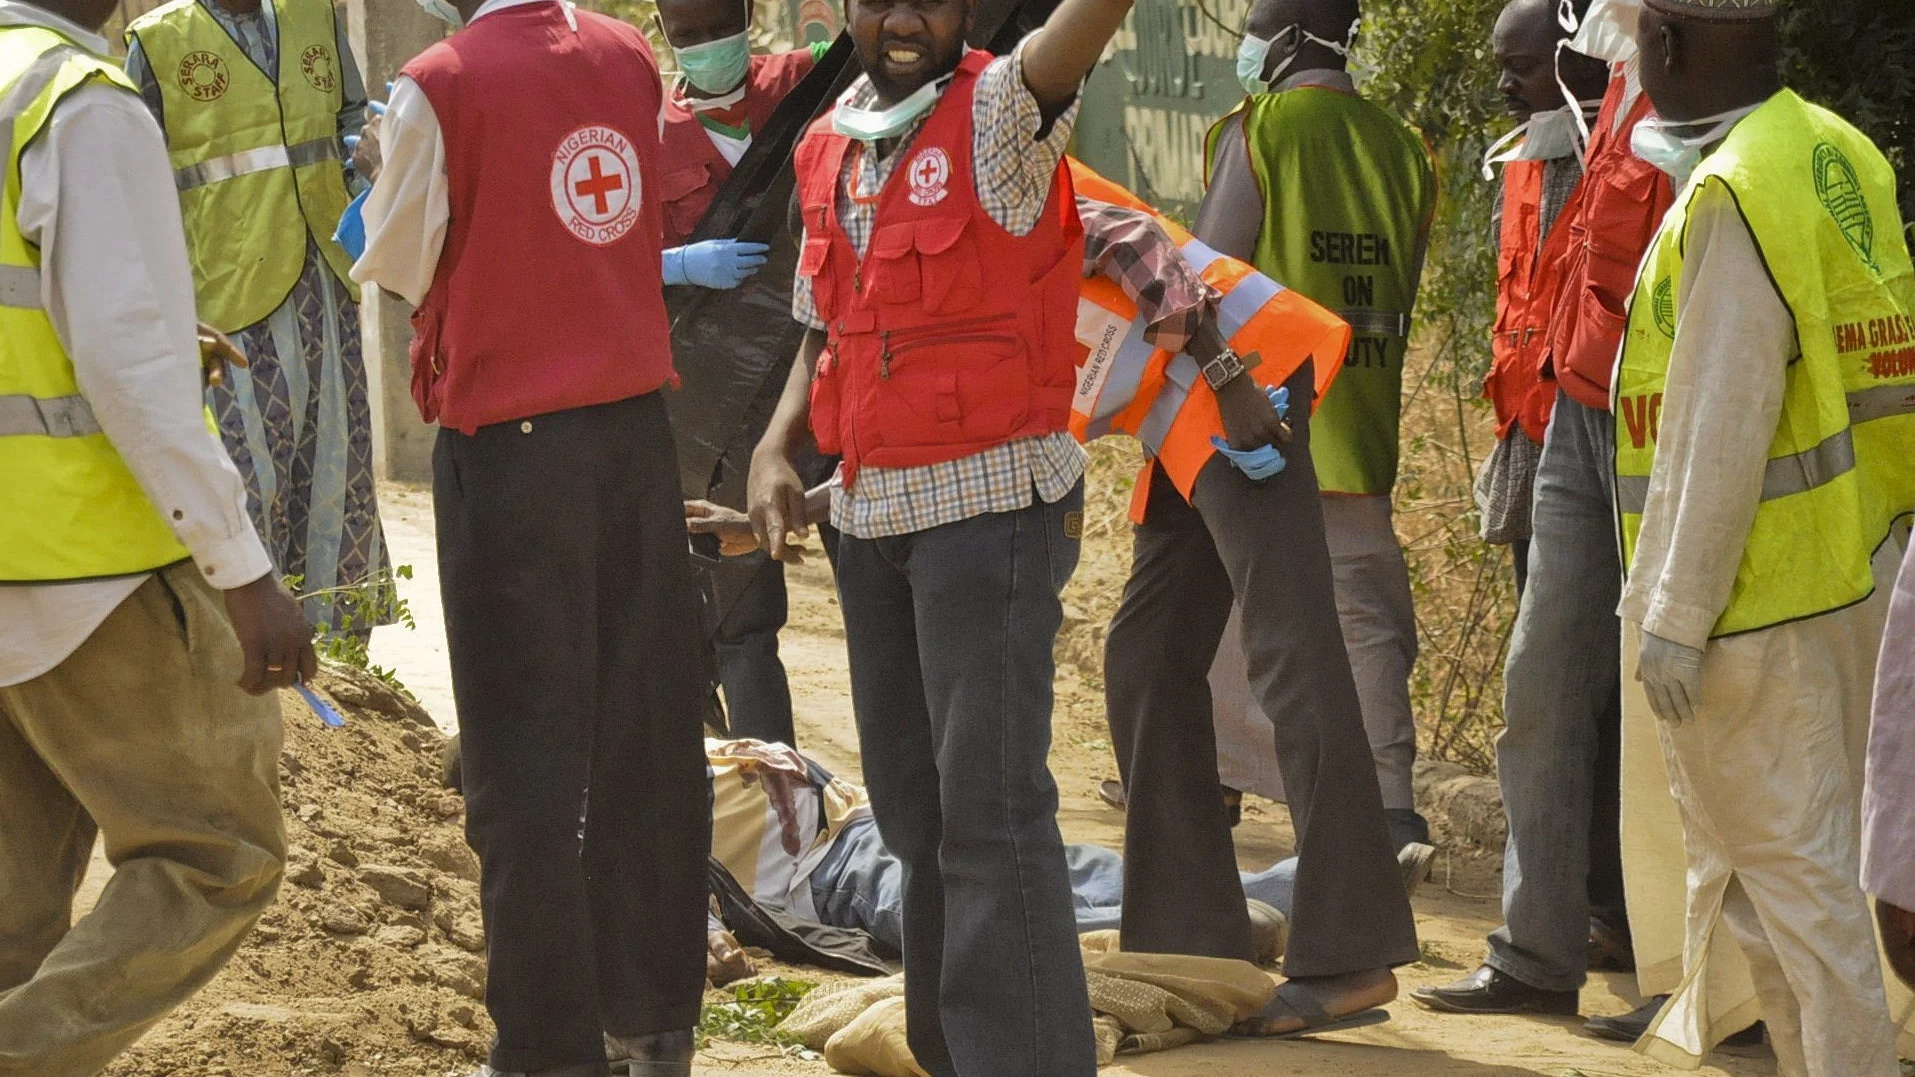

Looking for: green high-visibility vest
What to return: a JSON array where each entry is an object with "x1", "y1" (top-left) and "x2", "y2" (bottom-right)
[
  {"x1": 0, "y1": 26, "x2": 192, "y2": 582},
  {"x1": 128, "y1": 0, "x2": 358, "y2": 333},
  {"x1": 1208, "y1": 86, "x2": 1436, "y2": 495},
  {"x1": 1614, "y1": 90, "x2": 1915, "y2": 638}
]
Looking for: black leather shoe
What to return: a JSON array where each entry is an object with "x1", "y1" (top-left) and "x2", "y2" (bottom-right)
[
  {"x1": 1586, "y1": 995, "x2": 1667, "y2": 1042},
  {"x1": 1587, "y1": 996, "x2": 1763, "y2": 1048},
  {"x1": 1410, "y1": 965, "x2": 1579, "y2": 1015},
  {"x1": 604, "y1": 1029, "x2": 694, "y2": 1076}
]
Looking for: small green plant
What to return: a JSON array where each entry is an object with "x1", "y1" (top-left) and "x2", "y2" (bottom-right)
[
  {"x1": 697, "y1": 977, "x2": 818, "y2": 1054},
  {"x1": 286, "y1": 565, "x2": 417, "y2": 699}
]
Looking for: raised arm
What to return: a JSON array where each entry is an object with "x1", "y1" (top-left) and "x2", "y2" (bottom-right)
[{"x1": 1017, "y1": 0, "x2": 1134, "y2": 115}]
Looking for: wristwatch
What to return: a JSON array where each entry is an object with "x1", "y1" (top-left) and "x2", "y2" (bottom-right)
[{"x1": 1200, "y1": 347, "x2": 1249, "y2": 392}]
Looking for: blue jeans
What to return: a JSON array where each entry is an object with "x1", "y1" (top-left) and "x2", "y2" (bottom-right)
[
  {"x1": 1489, "y1": 391, "x2": 1628, "y2": 992},
  {"x1": 812, "y1": 816, "x2": 1301, "y2": 948},
  {"x1": 832, "y1": 485, "x2": 1096, "y2": 1077}
]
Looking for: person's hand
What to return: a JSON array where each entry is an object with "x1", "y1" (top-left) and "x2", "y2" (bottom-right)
[
  {"x1": 1215, "y1": 374, "x2": 1292, "y2": 451},
  {"x1": 222, "y1": 574, "x2": 317, "y2": 695},
  {"x1": 198, "y1": 322, "x2": 246, "y2": 388},
  {"x1": 747, "y1": 449, "x2": 810, "y2": 564},
  {"x1": 1879, "y1": 900, "x2": 1915, "y2": 990},
  {"x1": 685, "y1": 499, "x2": 763, "y2": 557},
  {"x1": 1638, "y1": 631, "x2": 1703, "y2": 726},
  {"x1": 707, "y1": 928, "x2": 756, "y2": 986},
  {"x1": 666, "y1": 240, "x2": 771, "y2": 290},
  {"x1": 351, "y1": 99, "x2": 385, "y2": 185}
]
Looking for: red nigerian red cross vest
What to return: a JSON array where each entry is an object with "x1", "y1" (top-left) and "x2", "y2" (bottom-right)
[
  {"x1": 793, "y1": 50, "x2": 1084, "y2": 487},
  {"x1": 1484, "y1": 157, "x2": 1580, "y2": 444},
  {"x1": 403, "y1": 1, "x2": 674, "y2": 434},
  {"x1": 1549, "y1": 75, "x2": 1672, "y2": 412},
  {"x1": 659, "y1": 48, "x2": 817, "y2": 247}
]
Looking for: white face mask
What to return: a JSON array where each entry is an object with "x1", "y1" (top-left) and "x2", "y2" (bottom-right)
[
  {"x1": 1630, "y1": 104, "x2": 1760, "y2": 185},
  {"x1": 416, "y1": 0, "x2": 464, "y2": 27},
  {"x1": 1569, "y1": 0, "x2": 1641, "y2": 64},
  {"x1": 1236, "y1": 17, "x2": 1360, "y2": 95},
  {"x1": 1481, "y1": 100, "x2": 1603, "y2": 179},
  {"x1": 832, "y1": 74, "x2": 952, "y2": 142}
]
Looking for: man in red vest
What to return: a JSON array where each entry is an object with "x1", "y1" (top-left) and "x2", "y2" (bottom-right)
[
  {"x1": 1415, "y1": 0, "x2": 1680, "y2": 1025},
  {"x1": 351, "y1": 1, "x2": 708, "y2": 1074},
  {"x1": 744, "y1": 0, "x2": 1131, "y2": 1070},
  {"x1": 1475, "y1": 0, "x2": 1606, "y2": 594},
  {"x1": 656, "y1": 0, "x2": 821, "y2": 748}
]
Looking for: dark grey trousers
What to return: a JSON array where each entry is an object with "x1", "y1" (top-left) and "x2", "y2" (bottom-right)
[
  {"x1": 1104, "y1": 362, "x2": 1420, "y2": 977},
  {"x1": 436, "y1": 393, "x2": 711, "y2": 1073},
  {"x1": 834, "y1": 483, "x2": 1098, "y2": 1077}
]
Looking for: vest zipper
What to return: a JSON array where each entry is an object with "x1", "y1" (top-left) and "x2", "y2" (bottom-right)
[{"x1": 880, "y1": 332, "x2": 1018, "y2": 379}]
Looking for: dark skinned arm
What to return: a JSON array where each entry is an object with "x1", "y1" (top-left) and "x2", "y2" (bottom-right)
[
  {"x1": 747, "y1": 327, "x2": 826, "y2": 562},
  {"x1": 1192, "y1": 111, "x2": 1291, "y2": 450},
  {"x1": 1018, "y1": 0, "x2": 1135, "y2": 117},
  {"x1": 1882, "y1": 900, "x2": 1915, "y2": 991}
]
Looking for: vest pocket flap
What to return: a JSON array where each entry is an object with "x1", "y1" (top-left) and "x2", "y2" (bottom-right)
[
  {"x1": 871, "y1": 222, "x2": 918, "y2": 260},
  {"x1": 798, "y1": 236, "x2": 831, "y2": 277},
  {"x1": 660, "y1": 165, "x2": 713, "y2": 202},
  {"x1": 913, "y1": 216, "x2": 968, "y2": 255}
]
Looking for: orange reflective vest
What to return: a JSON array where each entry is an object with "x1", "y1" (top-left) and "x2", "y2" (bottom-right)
[{"x1": 1067, "y1": 160, "x2": 1350, "y2": 523}]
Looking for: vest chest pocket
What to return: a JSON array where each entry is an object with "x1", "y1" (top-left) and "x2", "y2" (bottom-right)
[
  {"x1": 661, "y1": 165, "x2": 715, "y2": 246},
  {"x1": 869, "y1": 223, "x2": 922, "y2": 305},
  {"x1": 799, "y1": 235, "x2": 836, "y2": 317},
  {"x1": 914, "y1": 216, "x2": 984, "y2": 315}
]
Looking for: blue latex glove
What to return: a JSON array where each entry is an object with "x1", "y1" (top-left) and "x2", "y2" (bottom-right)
[
  {"x1": 1209, "y1": 385, "x2": 1291, "y2": 481},
  {"x1": 662, "y1": 239, "x2": 771, "y2": 289},
  {"x1": 334, "y1": 187, "x2": 369, "y2": 261}
]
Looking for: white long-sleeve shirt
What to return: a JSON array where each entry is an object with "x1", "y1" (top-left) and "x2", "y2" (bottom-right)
[
  {"x1": 1617, "y1": 180, "x2": 1794, "y2": 650},
  {"x1": 0, "y1": 1, "x2": 271, "y2": 686},
  {"x1": 352, "y1": 0, "x2": 667, "y2": 305}
]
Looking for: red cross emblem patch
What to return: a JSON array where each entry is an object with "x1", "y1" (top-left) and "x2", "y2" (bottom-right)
[
  {"x1": 906, "y1": 147, "x2": 951, "y2": 207},
  {"x1": 550, "y1": 125, "x2": 643, "y2": 246}
]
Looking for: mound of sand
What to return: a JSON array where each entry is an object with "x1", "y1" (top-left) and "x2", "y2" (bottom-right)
[{"x1": 103, "y1": 664, "x2": 492, "y2": 1077}]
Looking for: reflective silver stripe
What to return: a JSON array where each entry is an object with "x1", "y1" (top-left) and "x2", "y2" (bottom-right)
[
  {"x1": 0, "y1": 264, "x2": 41, "y2": 308},
  {"x1": 1848, "y1": 383, "x2": 1915, "y2": 425},
  {"x1": 0, "y1": 393, "x2": 101, "y2": 438},
  {"x1": 174, "y1": 137, "x2": 340, "y2": 191},
  {"x1": 1760, "y1": 427, "x2": 1855, "y2": 502},
  {"x1": 1617, "y1": 427, "x2": 1858, "y2": 515},
  {"x1": 1614, "y1": 474, "x2": 1649, "y2": 515},
  {"x1": 1180, "y1": 238, "x2": 1225, "y2": 277},
  {"x1": 1136, "y1": 355, "x2": 1200, "y2": 455},
  {"x1": 0, "y1": 45, "x2": 81, "y2": 210},
  {"x1": 1083, "y1": 327, "x2": 1158, "y2": 440},
  {"x1": 1218, "y1": 272, "x2": 1282, "y2": 338},
  {"x1": 1338, "y1": 309, "x2": 1411, "y2": 337}
]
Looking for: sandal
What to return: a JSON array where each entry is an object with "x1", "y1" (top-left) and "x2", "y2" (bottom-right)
[{"x1": 1227, "y1": 981, "x2": 1392, "y2": 1040}]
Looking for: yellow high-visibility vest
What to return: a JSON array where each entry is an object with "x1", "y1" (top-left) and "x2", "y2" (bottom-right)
[
  {"x1": 1614, "y1": 90, "x2": 1915, "y2": 638},
  {"x1": 127, "y1": 0, "x2": 358, "y2": 333},
  {"x1": 0, "y1": 26, "x2": 192, "y2": 582}
]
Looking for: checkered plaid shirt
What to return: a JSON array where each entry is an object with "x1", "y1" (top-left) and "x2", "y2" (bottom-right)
[
  {"x1": 796, "y1": 41, "x2": 1091, "y2": 538},
  {"x1": 1077, "y1": 197, "x2": 1218, "y2": 356}
]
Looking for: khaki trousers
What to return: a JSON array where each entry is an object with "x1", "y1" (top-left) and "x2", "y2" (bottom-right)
[{"x1": 0, "y1": 564, "x2": 284, "y2": 1077}]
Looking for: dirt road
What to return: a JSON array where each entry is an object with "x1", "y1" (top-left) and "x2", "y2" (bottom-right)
[{"x1": 362, "y1": 481, "x2": 1775, "y2": 1077}]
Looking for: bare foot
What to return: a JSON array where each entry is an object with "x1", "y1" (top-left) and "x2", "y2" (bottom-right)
[{"x1": 1234, "y1": 967, "x2": 1398, "y2": 1037}]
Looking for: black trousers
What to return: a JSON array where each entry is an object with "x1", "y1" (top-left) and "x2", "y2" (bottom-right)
[
  {"x1": 1104, "y1": 362, "x2": 1421, "y2": 977},
  {"x1": 435, "y1": 393, "x2": 710, "y2": 1073},
  {"x1": 702, "y1": 557, "x2": 797, "y2": 745}
]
